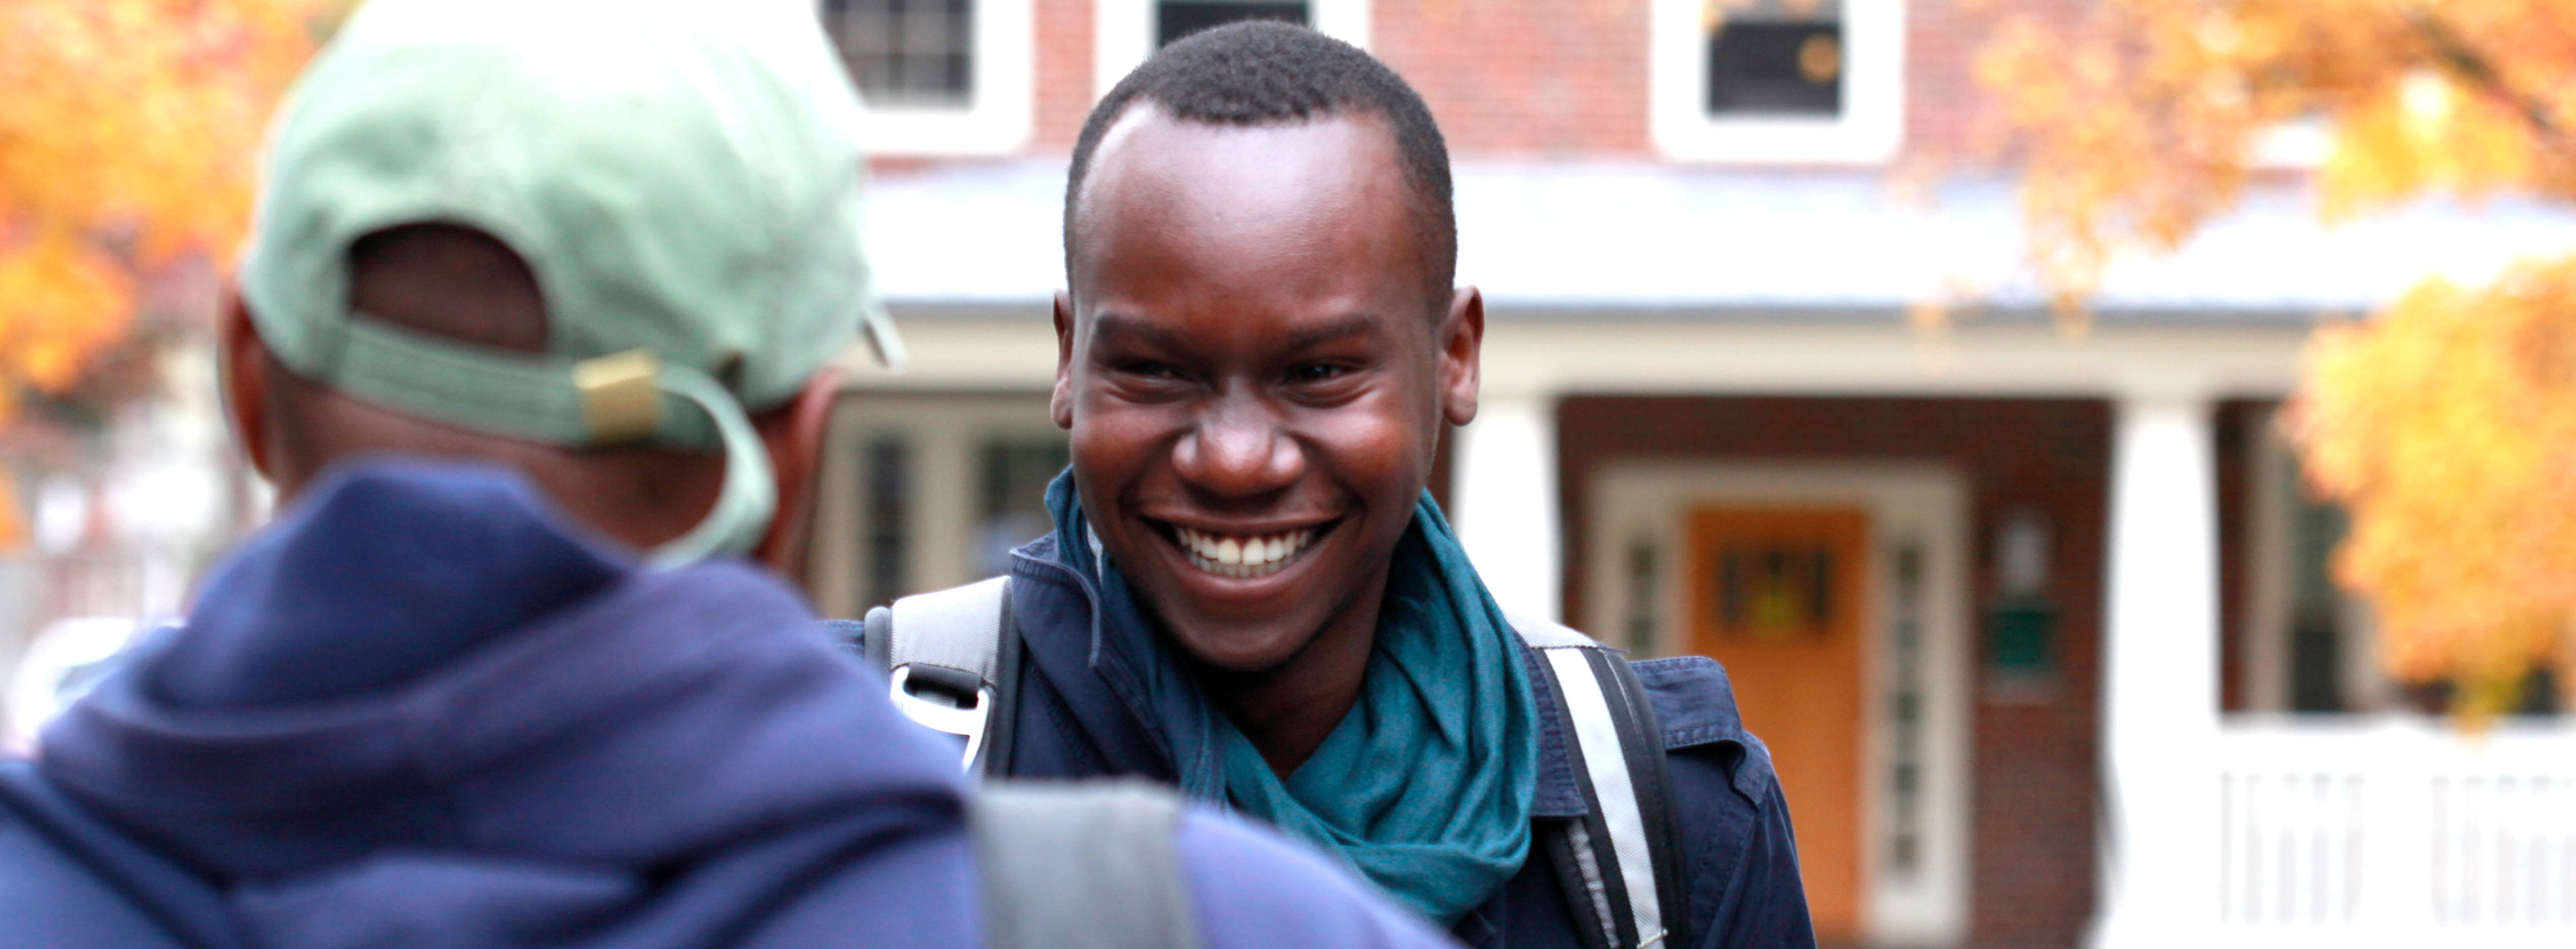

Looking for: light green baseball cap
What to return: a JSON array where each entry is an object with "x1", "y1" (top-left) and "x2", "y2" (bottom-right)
[{"x1": 238, "y1": 0, "x2": 900, "y2": 564}]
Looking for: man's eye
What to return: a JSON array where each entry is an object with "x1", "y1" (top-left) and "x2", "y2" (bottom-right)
[
  {"x1": 1288, "y1": 363, "x2": 1351, "y2": 385},
  {"x1": 1118, "y1": 361, "x2": 1187, "y2": 381}
]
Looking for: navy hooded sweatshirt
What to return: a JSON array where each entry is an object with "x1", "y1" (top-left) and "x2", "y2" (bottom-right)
[{"x1": 0, "y1": 462, "x2": 1454, "y2": 949}]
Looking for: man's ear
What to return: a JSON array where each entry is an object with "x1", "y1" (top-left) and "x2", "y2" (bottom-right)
[
  {"x1": 220, "y1": 287, "x2": 280, "y2": 483},
  {"x1": 1438, "y1": 287, "x2": 1484, "y2": 428},
  {"x1": 749, "y1": 367, "x2": 842, "y2": 577},
  {"x1": 1051, "y1": 290, "x2": 1077, "y2": 430}
]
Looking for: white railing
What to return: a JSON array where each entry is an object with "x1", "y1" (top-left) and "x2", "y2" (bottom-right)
[{"x1": 2211, "y1": 716, "x2": 2576, "y2": 947}]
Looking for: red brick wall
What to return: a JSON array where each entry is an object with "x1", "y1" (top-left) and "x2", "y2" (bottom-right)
[
  {"x1": 2216, "y1": 400, "x2": 2254, "y2": 712},
  {"x1": 1010, "y1": 0, "x2": 2072, "y2": 165},
  {"x1": 1905, "y1": 0, "x2": 1991, "y2": 164},
  {"x1": 1375, "y1": 0, "x2": 1652, "y2": 156},
  {"x1": 1025, "y1": 0, "x2": 1656, "y2": 155},
  {"x1": 1556, "y1": 394, "x2": 2112, "y2": 949},
  {"x1": 1031, "y1": 0, "x2": 1094, "y2": 150}
]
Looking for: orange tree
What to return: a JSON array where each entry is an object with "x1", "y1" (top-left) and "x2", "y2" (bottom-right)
[
  {"x1": 1973, "y1": 0, "x2": 2576, "y2": 718},
  {"x1": 0, "y1": 0, "x2": 328, "y2": 546}
]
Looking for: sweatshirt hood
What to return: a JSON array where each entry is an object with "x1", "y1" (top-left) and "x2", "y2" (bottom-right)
[{"x1": 33, "y1": 461, "x2": 966, "y2": 946}]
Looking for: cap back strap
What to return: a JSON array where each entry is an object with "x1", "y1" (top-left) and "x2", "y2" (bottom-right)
[{"x1": 311, "y1": 315, "x2": 774, "y2": 563}]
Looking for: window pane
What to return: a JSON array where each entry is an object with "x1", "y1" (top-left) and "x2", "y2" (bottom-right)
[
  {"x1": 2285, "y1": 487, "x2": 2347, "y2": 711},
  {"x1": 830, "y1": 0, "x2": 975, "y2": 107},
  {"x1": 1156, "y1": 1, "x2": 1308, "y2": 48},
  {"x1": 836, "y1": 2, "x2": 894, "y2": 55},
  {"x1": 902, "y1": 0, "x2": 956, "y2": 50},
  {"x1": 861, "y1": 437, "x2": 911, "y2": 612},
  {"x1": 1704, "y1": 20, "x2": 1843, "y2": 117},
  {"x1": 974, "y1": 438, "x2": 1070, "y2": 577},
  {"x1": 859, "y1": 57, "x2": 903, "y2": 96}
]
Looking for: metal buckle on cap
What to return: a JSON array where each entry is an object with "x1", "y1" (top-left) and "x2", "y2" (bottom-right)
[
  {"x1": 887, "y1": 663, "x2": 991, "y2": 770},
  {"x1": 573, "y1": 349, "x2": 663, "y2": 443}
]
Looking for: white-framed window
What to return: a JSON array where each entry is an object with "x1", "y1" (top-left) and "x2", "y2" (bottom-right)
[
  {"x1": 806, "y1": 393, "x2": 1066, "y2": 618},
  {"x1": 821, "y1": 0, "x2": 1034, "y2": 155},
  {"x1": 2236, "y1": 401, "x2": 2570, "y2": 716},
  {"x1": 2240, "y1": 403, "x2": 2387, "y2": 714},
  {"x1": 1650, "y1": 0, "x2": 1905, "y2": 164},
  {"x1": 1095, "y1": 0, "x2": 1372, "y2": 100}
]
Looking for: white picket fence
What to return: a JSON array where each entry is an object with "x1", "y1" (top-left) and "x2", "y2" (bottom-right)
[{"x1": 2211, "y1": 716, "x2": 2576, "y2": 946}]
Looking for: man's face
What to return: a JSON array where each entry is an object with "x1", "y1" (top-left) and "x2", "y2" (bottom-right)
[{"x1": 1055, "y1": 106, "x2": 1480, "y2": 673}]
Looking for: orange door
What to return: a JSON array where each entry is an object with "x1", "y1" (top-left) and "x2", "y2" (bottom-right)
[{"x1": 1683, "y1": 506, "x2": 1868, "y2": 944}]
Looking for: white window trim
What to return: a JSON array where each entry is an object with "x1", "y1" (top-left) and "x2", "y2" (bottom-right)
[
  {"x1": 824, "y1": 0, "x2": 1034, "y2": 156},
  {"x1": 1649, "y1": 0, "x2": 1905, "y2": 165},
  {"x1": 1095, "y1": 0, "x2": 1372, "y2": 101}
]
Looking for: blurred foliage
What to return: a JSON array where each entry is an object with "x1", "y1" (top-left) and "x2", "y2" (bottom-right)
[
  {"x1": 1974, "y1": 0, "x2": 2576, "y2": 720},
  {"x1": 0, "y1": 0, "x2": 332, "y2": 547}
]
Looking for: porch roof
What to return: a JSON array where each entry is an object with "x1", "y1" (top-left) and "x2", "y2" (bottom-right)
[{"x1": 861, "y1": 159, "x2": 2576, "y2": 320}]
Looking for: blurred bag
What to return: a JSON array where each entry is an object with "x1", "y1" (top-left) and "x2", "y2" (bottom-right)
[
  {"x1": 2, "y1": 760, "x2": 1198, "y2": 949},
  {"x1": 972, "y1": 780, "x2": 1200, "y2": 949}
]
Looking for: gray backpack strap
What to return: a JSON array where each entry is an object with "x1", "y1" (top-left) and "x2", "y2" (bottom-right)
[
  {"x1": 865, "y1": 576, "x2": 1012, "y2": 772},
  {"x1": 1514, "y1": 615, "x2": 1688, "y2": 949},
  {"x1": 970, "y1": 781, "x2": 1202, "y2": 949}
]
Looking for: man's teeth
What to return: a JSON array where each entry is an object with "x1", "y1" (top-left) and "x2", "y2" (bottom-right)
[{"x1": 1173, "y1": 525, "x2": 1320, "y2": 579}]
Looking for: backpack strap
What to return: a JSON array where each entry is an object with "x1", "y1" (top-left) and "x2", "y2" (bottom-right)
[
  {"x1": 861, "y1": 576, "x2": 1016, "y2": 774},
  {"x1": 970, "y1": 780, "x2": 1201, "y2": 949},
  {"x1": 1514, "y1": 615, "x2": 1689, "y2": 949}
]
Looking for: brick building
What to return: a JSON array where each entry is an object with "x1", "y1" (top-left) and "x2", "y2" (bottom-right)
[{"x1": 804, "y1": 3, "x2": 2576, "y2": 947}]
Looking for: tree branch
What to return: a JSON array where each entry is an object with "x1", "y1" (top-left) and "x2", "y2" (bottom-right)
[{"x1": 2408, "y1": 8, "x2": 2567, "y2": 147}]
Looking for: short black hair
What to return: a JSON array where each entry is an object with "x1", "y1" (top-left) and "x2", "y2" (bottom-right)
[{"x1": 1063, "y1": 20, "x2": 1456, "y2": 304}]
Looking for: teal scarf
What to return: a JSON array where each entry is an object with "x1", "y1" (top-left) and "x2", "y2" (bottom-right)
[{"x1": 1046, "y1": 474, "x2": 1538, "y2": 924}]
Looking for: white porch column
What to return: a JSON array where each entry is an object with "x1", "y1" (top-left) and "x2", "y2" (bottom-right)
[
  {"x1": 2092, "y1": 393, "x2": 2223, "y2": 948},
  {"x1": 1452, "y1": 392, "x2": 1562, "y2": 623}
]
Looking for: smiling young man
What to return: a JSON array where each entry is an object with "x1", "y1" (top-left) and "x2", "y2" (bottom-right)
[{"x1": 866, "y1": 20, "x2": 1815, "y2": 949}]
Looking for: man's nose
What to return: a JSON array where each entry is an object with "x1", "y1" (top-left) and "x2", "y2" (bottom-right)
[{"x1": 1170, "y1": 400, "x2": 1303, "y2": 499}]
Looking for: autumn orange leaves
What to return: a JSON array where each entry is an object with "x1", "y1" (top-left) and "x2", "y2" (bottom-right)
[
  {"x1": 0, "y1": 1, "x2": 329, "y2": 409},
  {"x1": 2297, "y1": 260, "x2": 2576, "y2": 719},
  {"x1": 1976, "y1": 0, "x2": 2576, "y2": 717},
  {"x1": 1977, "y1": 0, "x2": 2576, "y2": 313},
  {"x1": 0, "y1": 0, "x2": 329, "y2": 544}
]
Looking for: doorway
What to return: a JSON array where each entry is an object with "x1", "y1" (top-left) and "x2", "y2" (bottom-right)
[{"x1": 1584, "y1": 462, "x2": 1971, "y2": 946}]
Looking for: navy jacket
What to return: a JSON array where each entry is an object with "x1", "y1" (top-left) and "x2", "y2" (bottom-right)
[
  {"x1": 994, "y1": 534, "x2": 1818, "y2": 949},
  {"x1": 0, "y1": 462, "x2": 1455, "y2": 949}
]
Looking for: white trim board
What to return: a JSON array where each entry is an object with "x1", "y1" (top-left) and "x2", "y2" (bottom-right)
[
  {"x1": 1585, "y1": 461, "x2": 1973, "y2": 944},
  {"x1": 1096, "y1": 0, "x2": 1372, "y2": 100}
]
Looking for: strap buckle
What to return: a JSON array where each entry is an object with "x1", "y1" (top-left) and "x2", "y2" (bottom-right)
[
  {"x1": 888, "y1": 663, "x2": 991, "y2": 770},
  {"x1": 573, "y1": 349, "x2": 663, "y2": 444}
]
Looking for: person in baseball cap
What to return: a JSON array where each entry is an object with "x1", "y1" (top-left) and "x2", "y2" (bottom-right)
[{"x1": 227, "y1": 0, "x2": 901, "y2": 566}]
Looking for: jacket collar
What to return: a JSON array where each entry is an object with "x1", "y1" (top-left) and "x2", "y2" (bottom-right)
[{"x1": 1518, "y1": 647, "x2": 1591, "y2": 818}]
